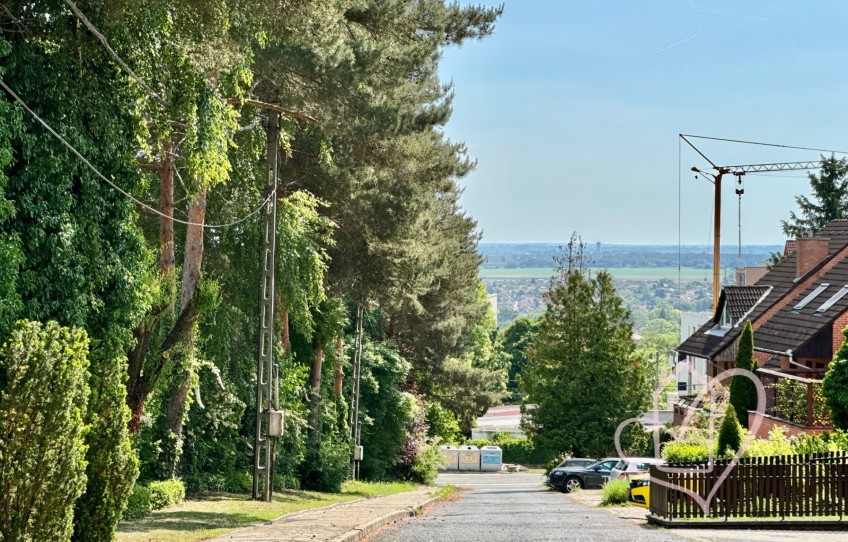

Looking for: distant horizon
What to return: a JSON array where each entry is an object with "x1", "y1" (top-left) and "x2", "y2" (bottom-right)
[{"x1": 479, "y1": 242, "x2": 784, "y2": 248}]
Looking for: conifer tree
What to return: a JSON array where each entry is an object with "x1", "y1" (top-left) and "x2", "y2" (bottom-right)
[
  {"x1": 717, "y1": 404, "x2": 743, "y2": 457},
  {"x1": 729, "y1": 321, "x2": 757, "y2": 428},
  {"x1": 782, "y1": 156, "x2": 848, "y2": 238}
]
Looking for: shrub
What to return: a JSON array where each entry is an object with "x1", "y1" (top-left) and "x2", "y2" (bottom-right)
[
  {"x1": 73, "y1": 339, "x2": 139, "y2": 542},
  {"x1": 407, "y1": 441, "x2": 442, "y2": 485},
  {"x1": 122, "y1": 485, "x2": 154, "y2": 521},
  {"x1": 121, "y1": 480, "x2": 186, "y2": 521},
  {"x1": 717, "y1": 405, "x2": 743, "y2": 457},
  {"x1": 600, "y1": 478, "x2": 630, "y2": 506},
  {"x1": 148, "y1": 479, "x2": 186, "y2": 509},
  {"x1": 0, "y1": 321, "x2": 90, "y2": 542},
  {"x1": 823, "y1": 356, "x2": 848, "y2": 430},
  {"x1": 729, "y1": 321, "x2": 757, "y2": 428},
  {"x1": 661, "y1": 441, "x2": 711, "y2": 464}
]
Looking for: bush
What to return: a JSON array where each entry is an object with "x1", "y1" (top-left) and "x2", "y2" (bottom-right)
[
  {"x1": 0, "y1": 321, "x2": 90, "y2": 542},
  {"x1": 661, "y1": 441, "x2": 711, "y2": 464},
  {"x1": 122, "y1": 485, "x2": 154, "y2": 521},
  {"x1": 407, "y1": 441, "x2": 442, "y2": 485},
  {"x1": 717, "y1": 405, "x2": 743, "y2": 457},
  {"x1": 600, "y1": 478, "x2": 630, "y2": 506},
  {"x1": 121, "y1": 480, "x2": 186, "y2": 521},
  {"x1": 148, "y1": 479, "x2": 186, "y2": 509},
  {"x1": 73, "y1": 339, "x2": 139, "y2": 542},
  {"x1": 823, "y1": 356, "x2": 848, "y2": 430}
]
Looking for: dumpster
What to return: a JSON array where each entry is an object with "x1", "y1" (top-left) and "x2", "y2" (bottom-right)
[
  {"x1": 439, "y1": 445, "x2": 459, "y2": 471},
  {"x1": 480, "y1": 446, "x2": 502, "y2": 471},
  {"x1": 458, "y1": 445, "x2": 480, "y2": 471}
]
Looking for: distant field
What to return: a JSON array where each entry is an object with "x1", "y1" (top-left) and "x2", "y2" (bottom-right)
[{"x1": 480, "y1": 267, "x2": 713, "y2": 281}]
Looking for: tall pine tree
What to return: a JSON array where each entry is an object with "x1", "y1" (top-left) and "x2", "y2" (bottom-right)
[
  {"x1": 782, "y1": 156, "x2": 848, "y2": 238},
  {"x1": 729, "y1": 320, "x2": 758, "y2": 428}
]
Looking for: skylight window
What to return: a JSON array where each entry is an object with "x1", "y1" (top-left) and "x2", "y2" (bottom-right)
[
  {"x1": 794, "y1": 283, "x2": 830, "y2": 311},
  {"x1": 815, "y1": 285, "x2": 848, "y2": 314}
]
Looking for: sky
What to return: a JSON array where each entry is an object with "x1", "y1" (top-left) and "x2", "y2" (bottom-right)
[{"x1": 438, "y1": 0, "x2": 848, "y2": 245}]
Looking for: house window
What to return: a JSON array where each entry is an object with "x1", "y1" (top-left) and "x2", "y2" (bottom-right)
[
  {"x1": 720, "y1": 304, "x2": 732, "y2": 328},
  {"x1": 815, "y1": 284, "x2": 848, "y2": 314},
  {"x1": 794, "y1": 283, "x2": 830, "y2": 311}
]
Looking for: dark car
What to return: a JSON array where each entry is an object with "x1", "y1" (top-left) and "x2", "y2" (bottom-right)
[
  {"x1": 546, "y1": 457, "x2": 619, "y2": 493},
  {"x1": 550, "y1": 457, "x2": 597, "y2": 470}
]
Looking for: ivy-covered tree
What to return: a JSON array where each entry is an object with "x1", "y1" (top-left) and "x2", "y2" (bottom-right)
[
  {"x1": 521, "y1": 239, "x2": 650, "y2": 458},
  {"x1": 729, "y1": 320, "x2": 758, "y2": 428},
  {"x1": 782, "y1": 156, "x2": 848, "y2": 238}
]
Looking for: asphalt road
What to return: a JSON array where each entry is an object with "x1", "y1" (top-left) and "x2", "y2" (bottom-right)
[{"x1": 367, "y1": 472, "x2": 689, "y2": 542}]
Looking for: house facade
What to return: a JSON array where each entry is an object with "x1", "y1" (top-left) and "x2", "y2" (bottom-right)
[{"x1": 675, "y1": 220, "x2": 848, "y2": 438}]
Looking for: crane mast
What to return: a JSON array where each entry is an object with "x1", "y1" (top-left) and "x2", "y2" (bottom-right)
[{"x1": 692, "y1": 159, "x2": 819, "y2": 312}]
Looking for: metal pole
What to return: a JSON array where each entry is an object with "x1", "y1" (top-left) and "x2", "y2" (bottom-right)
[
  {"x1": 712, "y1": 169, "x2": 726, "y2": 313},
  {"x1": 253, "y1": 111, "x2": 279, "y2": 500},
  {"x1": 349, "y1": 305, "x2": 364, "y2": 479}
]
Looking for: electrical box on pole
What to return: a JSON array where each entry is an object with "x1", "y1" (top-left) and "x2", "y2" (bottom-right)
[{"x1": 253, "y1": 111, "x2": 281, "y2": 501}]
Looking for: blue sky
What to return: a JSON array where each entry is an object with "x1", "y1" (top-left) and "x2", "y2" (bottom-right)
[{"x1": 438, "y1": 0, "x2": 848, "y2": 245}]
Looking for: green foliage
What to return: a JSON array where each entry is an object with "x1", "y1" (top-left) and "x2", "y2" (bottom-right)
[
  {"x1": 769, "y1": 378, "x2": 828, "y2": 426},
  {"x1": 521, "y1": 239, "x2": 649, "y2": 458},
  {"x1": 72, "y1": 341, "x2": 139, "y2": 542},
  {"x1": 0, "y1": 321, "x2": 90, "y2": 542},
  {"x1": 823, "y1": 330, "x2": 848, "y2": 429},
  {"x1": 729, "y1": 321, "x2": 757, "y2": 428},
  {"x1": 425, "y1": 400, "x2": 462, "y2": 444},
  {"x1": 122, "y1": 485, "x2": 154, "y2": 521},
  {"x1": 717, "y1": 405, "x2": 743, "y2": 457},
  {"x1": 498, "y1": 316, "x2": 538, "y2": 400},
  {"x1": 121, "y1": 479, "x2": 186, "y2": 521},
  {"x1": 782, "y1": 156, "x2": 848, "y2": 238},
  {"x1": 662, "y1": 441, "x2": 711, "y2": 464},
  {"x1": 148, "y1": 480, "x2": 187, "y2": 509},
  {"x1": 600, "y1": 478, "x2": 630, "y2": 506}
]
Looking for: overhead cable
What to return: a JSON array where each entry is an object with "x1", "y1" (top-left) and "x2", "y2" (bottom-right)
[
  {"x1": 0, "y1": 78, "x2": 272, "y2": 229},
  {"x1": 680, "y1": 134, "x2": 848, "y2": 156},
  {"x1": 63, "y1": 0, "x2": 168, "y2": 107}
]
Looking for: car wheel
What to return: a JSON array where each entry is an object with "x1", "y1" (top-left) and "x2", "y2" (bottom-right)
[{"x1": 562, "y1": 477, "x2": 583, "y2": 493}]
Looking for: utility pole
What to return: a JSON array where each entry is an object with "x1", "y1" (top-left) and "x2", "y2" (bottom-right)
[
  {"x1": 253, "y1": 111, "x2": 284, "y2": 500},
  {"x1": 349, "y1": 305, "x2": 364, "y2": 479}
]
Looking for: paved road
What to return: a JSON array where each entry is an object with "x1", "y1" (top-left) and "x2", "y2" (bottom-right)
[{"x1": 367, "y1": 473, "x2": 688, "y2": 542}]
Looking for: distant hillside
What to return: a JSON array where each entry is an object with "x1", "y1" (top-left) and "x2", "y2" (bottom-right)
[{"x1": 479, "y1": 243, "x2": 782, "y2": 270}]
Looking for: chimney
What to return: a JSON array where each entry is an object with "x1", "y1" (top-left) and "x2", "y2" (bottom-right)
[{"x1": 796, "y1": 237, "x2": 829, "y2": 278}]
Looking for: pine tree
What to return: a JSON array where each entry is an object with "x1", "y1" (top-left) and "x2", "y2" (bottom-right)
[
  {"x1": 782, "y1": 156, "x2": 848, "y2": 238},
  {"x1": 521, "y1": 238, "x2": 650, "y2": 458},
  {"x1": 717, "y1": 404, "x2": 743, "y2": 457},
  {"x1": 729, "y1": 321, "x2": 758, "y2": 428}
]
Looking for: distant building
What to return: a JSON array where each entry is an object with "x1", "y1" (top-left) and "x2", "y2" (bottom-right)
[
  {"x1": 735, "y1": 266, "x2": 767, "y2": 286},
  {"x1": 472, "y1": 404, "x2": 535, "y2": 440}
]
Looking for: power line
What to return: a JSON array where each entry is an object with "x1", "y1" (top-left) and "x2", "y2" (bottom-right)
[
  {"x1": 0, "y1": 78, "x2": 271, "y2": 229},
  {"x1": 63, "y1": 0, "x2": 168, "y2": 107},
  {"x1": 680, "y1": 134, "x2": 848, "y2": 156}
]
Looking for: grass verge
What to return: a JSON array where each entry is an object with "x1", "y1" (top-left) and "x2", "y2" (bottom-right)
[
  {"x1": 429, "y1": 484, "x2": 456, "y2": 500},
  {"x1": 116, "y1": 480, "x2": 418, "y2": 542}
]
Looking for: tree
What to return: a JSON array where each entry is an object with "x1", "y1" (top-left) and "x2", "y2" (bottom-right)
[
  {"x1": 729, "y1": 321, "x2": 758, "y2": 428},
  {"x1": 717, "y1": 404, "x2": 743, "y2": 456},
  {"x1": 521, "y1": 238, "x2": 650, "y2": 458},
  {"x1": 782, "y1": 156, "x2": 848, "y2": 238},
  {"x1": 0, "y1": 321, "x2": 90, "y2": 542},
  {"x1": 823, "y1": 328, "x2": 848, "y2": 430},
  {"x1": 498, "y1": 316, "x2": 538, "y2": 402}
]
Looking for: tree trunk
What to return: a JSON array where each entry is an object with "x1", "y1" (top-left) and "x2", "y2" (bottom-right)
[
  {"x1": 333, "y1": 336, "x2": 344, "y2": 396},
  {"x1": 161, "y1": 190, "x2": 207, "y2": 472},
  {"x1": 276, "y1": 293, "x2": 290, "y2": 353},
  {"x1": 308, "y1": 343, "x2": 324, "y2": 441}
]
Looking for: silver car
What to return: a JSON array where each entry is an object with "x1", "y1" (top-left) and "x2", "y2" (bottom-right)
[{"x1": 609, "y1": 457, "x2": 663, "y2": 480}]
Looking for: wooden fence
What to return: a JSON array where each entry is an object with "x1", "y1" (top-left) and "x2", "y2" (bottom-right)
[{"x1": 649, "y1": 452, "x2": 848, "y2": 520}]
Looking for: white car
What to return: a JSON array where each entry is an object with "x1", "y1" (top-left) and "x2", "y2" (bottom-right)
[{"x1": 609, "y1": 457, "x2": 663, "y2": 480}]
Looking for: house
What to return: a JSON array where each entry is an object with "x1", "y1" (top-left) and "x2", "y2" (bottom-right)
[
  {"x1": 675, "y1": 220, "x2": 848, "y2": 438},
  {"x1": 472, "y1": 404, "x2": 535, "y2": 440}
]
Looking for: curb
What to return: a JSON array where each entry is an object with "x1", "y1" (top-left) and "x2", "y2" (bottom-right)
[{"x1": 330, "y1": 494, "x2": 444, "y2": 542}]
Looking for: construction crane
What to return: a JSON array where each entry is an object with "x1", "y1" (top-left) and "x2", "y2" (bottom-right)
[{"x1": 680, "y1": 135, "x2": 825, "y2": 312}]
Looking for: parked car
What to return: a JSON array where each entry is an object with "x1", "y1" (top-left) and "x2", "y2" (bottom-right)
[
  {"x1": 627, "y1": 475, "x2": 650, "y2": 508},
  {"x1": 609, "y1": 457, "x2": 663, "y2": 480},
  {"x1": 547, "y1": 457, "x2": 619, "y2": 493},
  {"x1": 549, "y1": 457, "x2": 597, "y2": 472}
]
